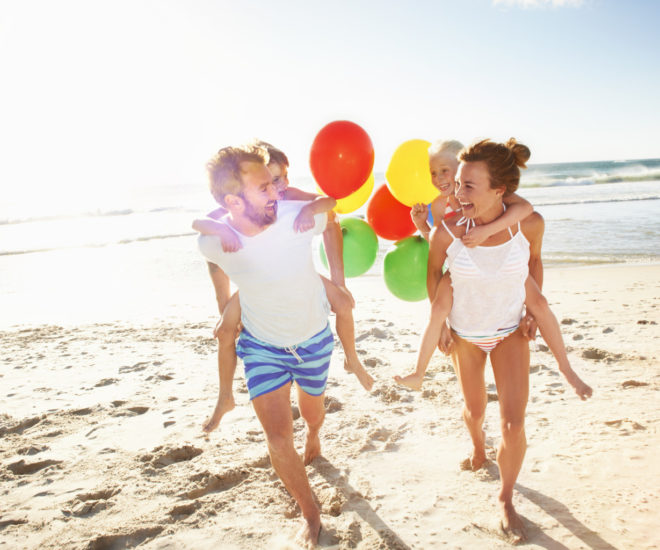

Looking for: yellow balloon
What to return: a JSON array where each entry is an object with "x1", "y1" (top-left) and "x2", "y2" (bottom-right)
[
  {"x1": 385, "y1": 139, "x2": 438, "y2": 207},
  {"x1": 334, "y1": 173, "x2": 375, "y2": 214}
]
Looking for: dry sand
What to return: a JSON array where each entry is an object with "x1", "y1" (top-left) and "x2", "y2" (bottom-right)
[{"x1": 1, "y1": 263, "x2": 659, "y2": 549}]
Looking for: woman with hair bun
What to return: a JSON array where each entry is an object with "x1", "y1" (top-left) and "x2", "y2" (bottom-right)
[{"x1": 423, "y1": 138, "x2": 592, "y2": 542}]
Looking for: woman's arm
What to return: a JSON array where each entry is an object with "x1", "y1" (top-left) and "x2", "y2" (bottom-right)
[{"x1": 462, "y1": 192, "x2": 534, "y2": 247}]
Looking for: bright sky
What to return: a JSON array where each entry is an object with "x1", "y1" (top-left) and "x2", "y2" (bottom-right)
[{"x1": 1, "y1": 0, "x2": 659, "y2": 205}]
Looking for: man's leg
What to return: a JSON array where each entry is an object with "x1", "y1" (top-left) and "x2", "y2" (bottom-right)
[
  {"x1": 203, "y1": 293, "x2": 241, "y2": 433},
  {"x1": 295, "y1": 385, "x2": 326, "y2": 465},
  {"x1": 252, "y1": 383, "x2": 321, "y2": 546}
]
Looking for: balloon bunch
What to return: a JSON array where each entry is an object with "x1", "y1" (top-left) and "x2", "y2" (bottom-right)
[{"x1": 310, "y1": 122, "x2": 437, "y2": 301}]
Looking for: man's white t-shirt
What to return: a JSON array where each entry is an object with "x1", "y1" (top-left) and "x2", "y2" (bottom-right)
[{"x1": 198, "y1": 200, "x2": 330, "y2": 347}]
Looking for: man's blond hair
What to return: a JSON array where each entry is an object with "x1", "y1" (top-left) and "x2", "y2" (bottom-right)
[{"x1": 206, "y1": 144, "x2": 269, "y2": 205}]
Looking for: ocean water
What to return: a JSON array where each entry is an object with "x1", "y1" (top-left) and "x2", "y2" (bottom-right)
[{"x1": 2, "y1": 157, "x2": 659, "y2": 265}]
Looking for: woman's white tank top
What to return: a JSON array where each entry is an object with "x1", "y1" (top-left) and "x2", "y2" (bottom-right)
[{"x1": 441, "y1": 215, "x2": 530, "y2": 337}]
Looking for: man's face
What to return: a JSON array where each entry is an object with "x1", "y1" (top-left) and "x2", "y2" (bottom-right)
[{"x1": 238, "y1": 162, "x2": 279, "y2": 226}]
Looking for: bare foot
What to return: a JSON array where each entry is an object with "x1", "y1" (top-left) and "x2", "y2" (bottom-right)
[
  {"x1": 499, "y1": 499, "x2": 527, "y2": 544},
  {"x1": 459, "y1": 451, "x2": 487, "y2": 471},
  {"x1": 303, "y1": 431, "x2": 322, "y2": 465},
  {"x1": 344, "y1": 357, "x2": 374, "y2": 392},
  {"x1": 394, "y1": 372, "x2": 423, "y2": 391},
  {"x1": 295, "y1": 515, "x2": 321, "y2": 549},
  {"x1": 202, "y1": 393, "x2": 235, "y2": 433}
]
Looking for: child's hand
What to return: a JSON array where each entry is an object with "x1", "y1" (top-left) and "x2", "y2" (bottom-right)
[
  {"x1": 521, "y1": 313, "x2": 538, "y2": 341},
  {"x1": 294, "y1": 206, "x2": 316, "y2": 232},
  {"x1": 411, "y1": 203, "x2": 429, "y2": 229},
  {"x1": 218, "y1": 225, "x2": 242, "y2": 252},
  {"x1": 461, "y1": 225, "x2": 491, "y2": 247}
]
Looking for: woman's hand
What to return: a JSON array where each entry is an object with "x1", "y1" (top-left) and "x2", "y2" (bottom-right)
[{"x1": 437, "y1": 322, "x2": 454, "y2": 355}]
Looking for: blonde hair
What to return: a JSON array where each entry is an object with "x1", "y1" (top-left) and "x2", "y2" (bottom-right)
[
  {"x1": 428, "y1": 139, "x2": 464, "y2": 160},
  {"x1": 253, "y1": 140, "x2": 289, "y2": 168},
  {"x1": 206, "y1": 143, "x2": 269, "y2": 205},
  {"x1": 458, "y1": 138, "x2": 530, "y2": 196}
]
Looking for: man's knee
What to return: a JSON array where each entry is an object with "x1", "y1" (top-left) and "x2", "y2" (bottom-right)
[
  {"x1": 300, "y1": 403, "x2": 325, "y2": 430},
  {"x1": 265, "y1": 430, "x2": 295, "y2": 457}
]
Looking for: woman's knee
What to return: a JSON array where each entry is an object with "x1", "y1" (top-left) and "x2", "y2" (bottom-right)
[
  {"x1": 500, "y1": 416, "x2": 525, "y2": 441},
  {"x1": 464, "y1": 402, "x2": 486, "y2": 423}
]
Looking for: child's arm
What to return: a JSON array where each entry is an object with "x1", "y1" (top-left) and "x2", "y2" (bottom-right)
[
  {"x1": 207, "y1": 206, "x2": 228, "y2": 220},
  {"x1": 461, "y1": 193, "x2": 534, "y2": 247},
  {"x1": 192, "y1": 217, "x2": 242, "y2": 252},
  {"x1": 411, "y1": 203, "x2": 432, "y2": 241},
  {"x1": 524, "y1": 276, "x2": 593, "y2": 400},
  {"x1": 395, "y1": 272, "x2": 453, "y2": 390},
  {"x1": 288, "y1": 187, "x2": 337, "y2": 232}
]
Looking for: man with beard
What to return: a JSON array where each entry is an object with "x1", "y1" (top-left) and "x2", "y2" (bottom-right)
[{"x1": 198, "y1": 143, "x2": 333, "y2": 547}]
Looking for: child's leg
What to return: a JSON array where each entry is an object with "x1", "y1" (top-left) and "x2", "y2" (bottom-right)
[
  {"x1": 320, "y1": 276, "x2": 374, "y2": 392},
  {"x1": 396, "y1": 272, "x2": 453, "y2": 390},
  {"x1": 524, "y1": 277, "x2": 592, "y2": 400},
  {"x1": 203, "y1": 292, "x2": 241, "y2": 433}
]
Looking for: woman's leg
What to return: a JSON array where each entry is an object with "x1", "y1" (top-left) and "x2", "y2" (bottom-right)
[
  {"x1": 203, "y1": 292, "x2": 241, "y2": 433},
  {"x1": 321, "y1": 276, "x2": 374, "y2": 391},
  {"x1": 451, "y1": 334, "x2": 489, "y2": 470},
  {"x1": 490, "y1": 327, "x2": 530, "y2": 542}
]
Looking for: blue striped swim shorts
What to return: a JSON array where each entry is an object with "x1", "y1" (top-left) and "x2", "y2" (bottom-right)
[{"x1": 236, "y1": 324, "x2": 334, "y2": 401}]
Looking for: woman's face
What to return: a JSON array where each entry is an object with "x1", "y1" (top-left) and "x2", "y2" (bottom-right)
[
  {"x1": 429, "y1": 153, "x2": 458, "y2": 198},
  {"x1": 268, "y1": 162, "x2": 289, "y2": 199},
  {"x1": 455, "y1": 161, "x2": 503, "y2": 219}
]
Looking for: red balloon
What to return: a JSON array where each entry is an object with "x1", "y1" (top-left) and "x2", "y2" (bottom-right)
[
  {"x1": 367, "y1": 184, "x2": 417, "y2": 241},
  {"x1": 309, "y1": 120, "x2": 374, "y2": 199}
]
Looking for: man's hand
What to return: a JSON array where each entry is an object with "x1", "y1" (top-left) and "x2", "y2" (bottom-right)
[
  {"x1": 521, "y1": 313, "x2": 538, "y2": 341},
  {"x1": 461, "y1": 225, "x2": 491, "y2": 248},
  {"x1": 294, "y1": 205, "x2": 316, "y2": 232},
  {"x1": 218, "y1": 225, "x2": 242, "y2": 253},
  {"x1": 411, "y1": 203, "x2": 429, "y2": 230}
]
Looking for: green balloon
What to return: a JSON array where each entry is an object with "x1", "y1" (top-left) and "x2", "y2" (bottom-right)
[
  {"x1": 320, "y1": 217, "x2": 378, "y2": 278},
  {"x1": 383, "y1": 236, "x2": 429, "y2": 301}
]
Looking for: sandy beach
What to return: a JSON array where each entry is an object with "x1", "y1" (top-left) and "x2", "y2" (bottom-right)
[{"x1": 1, "y1": 258, "x2": 659, "y2": 549}]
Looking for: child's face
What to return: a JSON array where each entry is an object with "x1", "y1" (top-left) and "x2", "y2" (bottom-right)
[
  {"x1": 268, "y1": 162, "x2": 289, "y2": 199},
  {"x1": 429, "y1": 153, "x2": 459, "y2": 198}
]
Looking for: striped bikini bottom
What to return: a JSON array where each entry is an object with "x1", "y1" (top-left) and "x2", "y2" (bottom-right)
[{"x1": 454, "y1": 324, "x2": 519, "y2": 353}]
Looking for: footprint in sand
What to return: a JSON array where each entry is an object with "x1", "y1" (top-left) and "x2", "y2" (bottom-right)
[
  {"x1": 325, "y1": 395, "x2": 343, "y2": 413},
  {"x1": 622, "y1": 380, "x2": 649, "y2": 388},
  {"x1": 65, "y1": 488, "x2": 121, "y2": 517},
  {"x1": 145, "y1": 445, "x2": 203, "y2": 469},
  {"x1": 86, "y1": 526, "x2": 164, "y2": 550},
  {"x1": 184, "y1": 467, "x2": 249, "y2": 499},
  {"x1": 7, "y1": 458, "x2": 62, "y2": 476}
]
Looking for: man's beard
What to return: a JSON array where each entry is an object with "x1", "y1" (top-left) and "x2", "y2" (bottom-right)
[{"x1": 243, "y1": 198, "x2": 278, "y2": 227}]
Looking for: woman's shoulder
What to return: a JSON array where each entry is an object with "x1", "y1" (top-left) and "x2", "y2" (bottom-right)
[{"x1": 431, "y1": 214, "x2": 465, "y2": 244}]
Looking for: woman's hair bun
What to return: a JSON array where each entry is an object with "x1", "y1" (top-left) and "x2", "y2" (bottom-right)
[{"x1": 506, "y1": 138, "x2": 531, "y2": 168}]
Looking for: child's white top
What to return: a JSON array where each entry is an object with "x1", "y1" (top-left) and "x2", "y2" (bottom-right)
[{"x1": 198, "y1": 200, "x2": 330, "y2": 347}]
